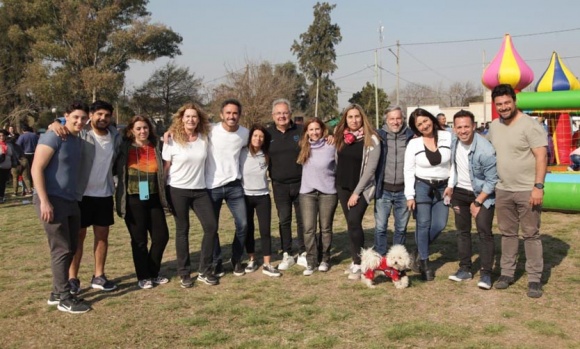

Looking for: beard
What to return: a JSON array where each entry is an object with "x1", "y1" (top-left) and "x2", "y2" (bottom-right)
[{"x1": 499, "y1": 108, "x2": 518, "y2": 121}]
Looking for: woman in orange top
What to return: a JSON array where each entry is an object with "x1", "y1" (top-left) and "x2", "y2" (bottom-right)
[{"x1": 115, "y1": 116, "x2": 169, "y2": 289}]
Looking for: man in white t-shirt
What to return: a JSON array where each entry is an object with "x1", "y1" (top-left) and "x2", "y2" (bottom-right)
[
  {"x1": 207, "y1": 99, "x2": 250, "y2": 277},
  {"x1": 448, "y1": 110, "x2": 498, "y2": 290},
  {"x1": 51, "y1": 100, "x2": 122, "y2": 294}
]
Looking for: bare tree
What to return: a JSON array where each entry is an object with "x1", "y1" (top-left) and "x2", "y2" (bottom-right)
[
  {"x1": 446, "y1": 81, "x2": 477, "y2": 107},
  {"x1": 211, "y1": 60, "x2": 301, "y2": 127}
]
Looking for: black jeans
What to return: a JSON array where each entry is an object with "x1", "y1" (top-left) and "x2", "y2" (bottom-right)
[
  {"x1": 124, "y1": 194, "x2": 169, "y2": 280},
  {"x1": 169, "y1": 187, "x2": 217, "y2": 276},
  {"x1": 337, "y1": 186, "x2": 369, "y2": 265},
  {"x1": 272, "y1": 181, "x2": 305, "y2": 254},
  {"x1": 451, "y1": 187, "x2": 495, "y2": 275},
  {"x1": 245, "y1": 194, "x2": 272, "y2": 257},
  {"x1": 0, "y1": 168, "x2": 9, "y2": 198}
]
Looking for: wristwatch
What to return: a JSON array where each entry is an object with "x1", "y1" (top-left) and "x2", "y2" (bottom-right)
[
  {"x1": 534, "y1": 183, "x2": 544, "y2": 190},
  {"x1": 473, "y1": 200, "x2": 482, "y2": 207}
]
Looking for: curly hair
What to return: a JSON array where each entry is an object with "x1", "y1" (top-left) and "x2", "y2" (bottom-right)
[
  {"x1": 124, "y1": 115, "x2": 158, "y2": 146},
  {"x1": 297, "y1": 117, "x2": 328, "y2": 165},
  {"x1": 334, "y1": 104, "x2": 378, "y2": 151},
  {"x1": 168, "y1": 103, "x2": 211, "y2": 146}
]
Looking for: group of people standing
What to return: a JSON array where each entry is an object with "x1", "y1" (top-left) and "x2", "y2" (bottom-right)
[{"x1": 33, "y1": 83, "x2": 548, "y2": 314}]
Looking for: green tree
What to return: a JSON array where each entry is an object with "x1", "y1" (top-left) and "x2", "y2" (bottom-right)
[
  {"x1": 349, "y1": 82, "x2": 390, "y2": 128},
  {"x1": 131, "y1": 62, "x2": 203, "y2": 123},
  {"x1": 10, "y1": 0, "x2": 182, "y2": 109},
  {"x1": 291, "y1": 2, "x2": 342, "y2": 119},
  {"x1": 274, "y1": 62, "x2": 309, "y2": 113}
]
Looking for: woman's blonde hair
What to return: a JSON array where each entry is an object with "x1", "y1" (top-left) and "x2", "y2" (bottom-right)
[
  {"x1": 168, "y1": 103, "x2": 211, "y2": 146},
  {"x1": 297, "y1": 117, "x2": 328, "y2": 165},
  {"x1": 334, "y1": 104, "x2": 378, "y2": 151}
]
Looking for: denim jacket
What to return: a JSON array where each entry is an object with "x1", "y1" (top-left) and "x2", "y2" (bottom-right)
[{"x1": 450, "y1": 133, "x2": 498, "y2": 208}]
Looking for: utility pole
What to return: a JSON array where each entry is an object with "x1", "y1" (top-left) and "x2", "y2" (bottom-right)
[
  {"x1": 482, "y1": 50, "x2": 487, "y2": 123},
  {"x1": 378, "y1": 23, "x2": 384, "y2": 91},
  {"x1": 388, "y1": 40, "x2": 400, "y2": 105},
  {"x1": 374, "y1": 50, "x2": 379, "y2": 129}
]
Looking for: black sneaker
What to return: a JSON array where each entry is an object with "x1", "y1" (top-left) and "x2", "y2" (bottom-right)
[
  {"x1": 91, "y1": 275, "x2": 117, "y2": 291},
  {"x1": 69, "y1": 278, "x2": 81, "y2": 295},
  {"x1": 494, "y1": 275, "x2": 514, "y2": 290},
  {"x1": 232, "y1": 259, "x2": 245, "y2": 276},
  {"x1": 57, "y1": 296, "x2": 91, "y2": 314},
  {"x1": 197, "y1": 273, "x2": 219, "y2": 286},
  {"x1": 214, "y1": 261, "x2": 225, "y2": 278},
  {"x1": 180, "y1": 275, "x2": 194, "y2": 288},
  {"x1": 527, "y1": 282, "x2": 543, "y2": 298},
  {"x1": 47, "y1": 292, "x2": 61, "y2": 306}
]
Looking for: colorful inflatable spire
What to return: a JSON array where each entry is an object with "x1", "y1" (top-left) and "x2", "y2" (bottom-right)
[
  {"x1": 482, "y1": 34, "x2": 534, "y2": 90},
  {"x1": 535, "y1": 52, "x2": 580, "y2": 92}
]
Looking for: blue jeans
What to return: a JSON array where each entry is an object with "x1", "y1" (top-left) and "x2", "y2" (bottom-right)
[
  {"x1": 299, "y1": 191, "x2": 338, "y2": 267},
  {"x1": 571, "y1": 154, "x2": 580, "y2": 170},
  {"x1": 374, "y1": 189, "x2": 410, "y2": 255},
  {"x1": 414, "y1": 180, "x2": 450, "y2": 260},
  {"x1": 209, "y1": 180, "x2": 247, "y2": 264}
]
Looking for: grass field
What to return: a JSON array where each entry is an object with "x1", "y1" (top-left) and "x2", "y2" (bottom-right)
[{"x1": 1, "y1": 190, "x2": 579, "y2": 349}]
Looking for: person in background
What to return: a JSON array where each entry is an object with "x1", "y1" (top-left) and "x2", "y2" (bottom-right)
[
  {"x1": 115, "y1": 115, "x2": 169, "y2": 289},
  {"x1": 297, "y1": 118, "x2": 338, "y2": 276},
  {"x1": 448, "y1": 110, "x2": 497, "y2": 290},
  {"x1": 162, "y1": 103, "x2": 218, "y2": 288},
  {"x1": 7, "y1": 125, "x2": 19, "y2": 142},
  {"x1": 32, "y1": 102, "x2": 90, "y2": 313},
  {"x1": 334, "y1": 104, "x2": 381, "y2": 280},
  {"x1": 568, "y1": 146, "x2": 580, "y2": 171},
  {"x1": 487, "y1": 84, "x2": 547, "y2": 298},
  {"x1": 240, "y1": 124, "x2": 280, "y2": 277},
  {"x1": 267, "y1": 98, "x2": 307, "y2": 270},
  {"x1": 404, "y1": 108, "x2": 454, "y2": 281},
  {"x1": 9, "y1": 138, "x2": 32, "y2": 196},
  {"x1": 0, "y1": 130, "x2": 13, "y2": 203},
  {"x1": 436, "y1": 113, "x2": 452, "y2": 132},
  {"x1": 374, "y1": 105, "x2": 414, "y2": 257},
  {"x1": 16, "y1": 124, "x2": 38, "y2": 184}
]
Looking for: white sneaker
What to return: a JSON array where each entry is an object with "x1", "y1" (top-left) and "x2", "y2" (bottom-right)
[
  {"x1": 297, "y1": 252, "x2": 308, "y2": 268},
  {"x1": 348, "y1": 264, "x2": 361, "y2": 280},
  {"x1": 138, "y1": 279, "x2": 153, "y2": 289},
  {"x1": 303, "y1": 266, "x2": 315, "y2": 276},
  {"x1": 344, "y1": 262, "x2": 355, "y2": 274},
  {"x1": 318, "y1": 262, "x2": 330, "y2": 272},
  {"x1": 277, "y1": 252, "x2": 295, "y2": 271},
  {"x1": 245, "y1": 260, "x2": 258, "y2": 273},
  {"x1": 262, "y1": 263, "x2": 282, "y2": 277}
]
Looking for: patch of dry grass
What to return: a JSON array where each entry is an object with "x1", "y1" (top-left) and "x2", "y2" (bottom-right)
[{"x1": 1, "y1": 189, "x2": 579, "y2": 348}]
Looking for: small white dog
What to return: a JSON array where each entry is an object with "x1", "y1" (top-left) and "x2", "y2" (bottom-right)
[{"x1": 360, "y1": 245, "x2": 410, "y2": 289}]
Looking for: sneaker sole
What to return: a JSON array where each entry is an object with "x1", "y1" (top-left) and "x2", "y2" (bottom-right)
[
  {"x1": 233, "y1": 271, "x2": 245, "y2": 277},
  {"x1": 91, "y1": 284, "x2": 117, "y2": 291},
  {"x1": 57, "y1": 304, "x2": 91, "y2": 314},
  {"x1": 180, "y1": 282, "x2": 194, "y2": 288},
  {"x1": 448, "y1": 275, "x2": 472, "y2": 282},
  {"x1": 138, "y1": 285, "x2": 153, "y2": 289},
  {"x1": 477, "y1": 282, "x2": 492, "y2": 290},
  {"x1": 47, "y1": 299, "x2": 60, "y2": 306},
  {"x1": 262, "y1": 270, "x2": 281, "y2": 277},
  {"x1": 196, "y1": 277, "x2": 218, "y2": 286},
  {"x1": 347, "y1": 273, "x2": 361, "y2": 280},
  {"x1": 245, "y1": 268, "x2": 258, "y2": 273}
]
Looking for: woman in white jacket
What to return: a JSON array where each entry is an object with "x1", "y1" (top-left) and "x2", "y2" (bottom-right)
[{"x1": 404, "y1": 108, "x2": 454, "y2": 281}]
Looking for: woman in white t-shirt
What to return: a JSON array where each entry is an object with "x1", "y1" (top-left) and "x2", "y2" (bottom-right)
[
  {"x1": 404, "y1": 108, "x2": 454, "y2": 281},
  {"x1": 162, "y1": 103, "x2": 218, "y2": 288}
]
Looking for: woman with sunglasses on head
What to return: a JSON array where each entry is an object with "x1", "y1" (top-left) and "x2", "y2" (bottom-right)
[
  {"x1": 334, "y1": 104, "x2": 381, "y2": 280},
  {"x1": 115, "y1": 115, "x2": 169, "y2": 289},
  {"x1": 404, "y1": 108, "x2": 454, "y2": 281}
]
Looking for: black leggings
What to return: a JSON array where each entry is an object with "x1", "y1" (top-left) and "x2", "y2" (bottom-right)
[
  {"x1": 244, "y1": 194, "x2": 272, "y2": 257},
  {"x1": 337, "y1": 187, "x2": 369, "y2": 265}
]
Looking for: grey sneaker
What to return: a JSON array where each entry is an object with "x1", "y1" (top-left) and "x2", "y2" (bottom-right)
[
  {"x1": 57, "y1": 296, "x2": 91, "y2": 314},
  {"x1": 348, "y1": 264, "x2": 361, "y2": 280},
  {"x1": 245, "y1": 260, "x2": 258, "y2": 273},
  {"x1": 180, "y1": 275, "x2": 194, "y2": 288},
  {"x1": 527, "y1": 282, "x2": 543, "y2": 298},
  {"x1": 277, "y1": 252, "x2": 295, "y2": 270},
  {"x1": 297, "y1": 252, "x2": 308, "y2": 268},
  {"x1": 262, "y1": 264, "x2": 281, "y2": 277},
  {"x1": 477, "y1": 274, "x2": 492, "y2": 290},
  {"x1": 152, "y1": 276, "x2": 169, "y2": 285},
  {"x1": 69, "y1": 278, "x2": 81, "y2": 295},
  {"x1": 214, "y1": 261, "x2": 225, "y2": 278},
  {"x1": 494, "y1": 275, "x2": 514, "y2": 290},
  {"x1": 448, "y1": 268, "x2": 473, "y2": 282},
  {"x1": 318, "y1": 262, "x2": 330, "y2": 272},
  {"x1": 303, "y1": 266, "x2": 315, "y2": 276},
  {"x1": 47, "y1": 292, "x2": 61, "y2": 306},
  {"x1": 138, "y1": 279, "x2": 153, "y2": 289},
  {"x1": 91, "y1": 275, "x2": 117, "y2": 291},
  {"x1": 197, "y1": 273, "x2": 219, "y2": 286}
]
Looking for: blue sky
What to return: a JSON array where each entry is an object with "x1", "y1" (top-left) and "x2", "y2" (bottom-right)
[{"x1": 126, "y1": 0, "x2": 580, "y2": 108}]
